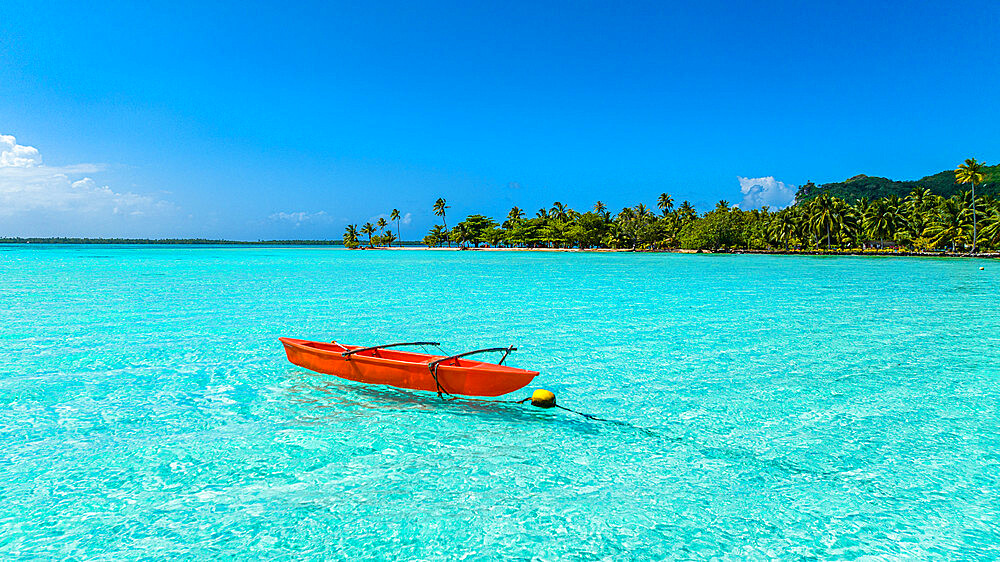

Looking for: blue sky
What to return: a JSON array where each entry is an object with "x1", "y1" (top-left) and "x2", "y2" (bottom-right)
[{"x1": 1, "y1": 0, "x2": 998, "y2": 239}]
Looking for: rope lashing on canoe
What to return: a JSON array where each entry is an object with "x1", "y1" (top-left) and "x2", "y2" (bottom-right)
[{"x1": 427, "y1": 346, "x2": 516, "y2": 399}]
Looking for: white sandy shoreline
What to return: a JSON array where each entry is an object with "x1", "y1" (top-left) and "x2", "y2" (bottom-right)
[{"x1": 360, "y1": 246, "x2": 1000, "y2": 258}]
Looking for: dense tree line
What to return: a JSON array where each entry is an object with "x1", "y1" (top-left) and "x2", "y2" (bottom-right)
[
  {"x1": 408, "y1": 159, "x2": 999, "y2": 252},
  {"x1": 0, "y1": 238, "x2": 344, "y2": 245}
]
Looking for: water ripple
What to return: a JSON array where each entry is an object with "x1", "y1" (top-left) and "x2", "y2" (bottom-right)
[{"x1": 1, "y1": 248, "x2": 999, "y2": 558}]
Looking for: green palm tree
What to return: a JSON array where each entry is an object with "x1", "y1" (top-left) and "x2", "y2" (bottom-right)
[
  {"x1": 808, "y1": 194, "x2": 840, "y2": 249},
  {"x1": 979, "y1": 204, "x2": 1000, "y2": 249},
  {"x1": 504, "y1": 206, "x2": 524, "y2": 229},
  {"x1": 592, "y1": 201, "x2": 611, "y2": 222},
  {"x1": 616, "y1": 207, "x2": 638, "y2": 249},
  {"x1": 900, "y1": 188, "x2": 933, "y2": 243},
  {"x1": 343, "y1": 224, "x2": 360, "y2": 248},
  {"x1": 375, "y1": 217, "x2": 388, "y2": 247},
  {"x1": 862, "y1": 199, "x2": 905, "y2": 247},
  {"x1": 424, "y1": 224, "x2": 447, "y2": 247},
  {"x1": 676, "y1": 201, "x2": 697, "y2": 225},
  {"x1": 660, "y1": 213, "x2": 681, "y2": 248},
  {"x1": 389, "y1": 209, "x2": 401, "y2": 247},
  {"x1": 956, "y1": 158, "x2": 986, "y2": 253},
  {"x1": 768, "y1": 210, "x2": 797, "y2": 250},
  {"x1": 361, "y1": 222, "x2": 376, "y2": 248},
  {"x1": 657, "y1": 193, "x2": 674, "y2": 216},
  {"x1": 433, "y1": 198, "x2": 450, "y2": 247},
  {"x1": 924, "y1": 197, "x2": 972, "y2": 251},
  {"x1": 855, "y1": 196, "x2": 871, "y2": 217},
  {"x1": 905, "y1": 187, "x2": 933, "y2": 214},
  {"x1": 550, "y1": 202, "x2": 570, "y2": 220},
  {"x1": 837, "y1": 198, "x2": 861, "y2": 247},
  {"x1": 791, "y1": 206, "x2": 810, "y2": 246},
  {"x1": 451, "y1": 223, "x2": 469, "y2": 247}
]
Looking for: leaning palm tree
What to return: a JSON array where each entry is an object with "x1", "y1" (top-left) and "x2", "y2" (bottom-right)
[
  {"x1": 956, "y1": 158, "x2": 986, "y2": 253},
  {"x1": 376, "y1": 217, "x2": 388, "y2": 236},
  {"x1": 433, "y1": 198, "x2": 449, "y2": 247},
  {"x1": 389, "y1": 209, "x2": 401, "y2": 247},
  {"x1": 361, "y1": 222, "x2": 376, "y2": 248},
  {"x1": 657, "y1": 193, "x2": 674, "y2": 216}
]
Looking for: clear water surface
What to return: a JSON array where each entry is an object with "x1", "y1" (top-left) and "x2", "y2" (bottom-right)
[{"x1": 1, "y1": 246, "x2": 998, "y2": 559}]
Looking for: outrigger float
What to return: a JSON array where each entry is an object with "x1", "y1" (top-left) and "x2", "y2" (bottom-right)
[{"x1": 279, "y1": 338, "x2": 540, "y2": 398}]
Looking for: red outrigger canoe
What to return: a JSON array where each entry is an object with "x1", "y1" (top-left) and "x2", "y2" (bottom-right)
[{"x1": 279, "y1": 338, "x2": 539, "y2": 397}]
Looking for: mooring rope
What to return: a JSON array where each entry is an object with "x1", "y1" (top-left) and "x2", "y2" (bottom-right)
[{"x1": 552, "y1": 404, "x2": 609, "y2": 421}]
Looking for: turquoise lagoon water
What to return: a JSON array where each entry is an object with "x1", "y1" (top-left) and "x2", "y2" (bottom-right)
[{"x1": 2, "y1": 245, "x2": 999, "y2": 559}]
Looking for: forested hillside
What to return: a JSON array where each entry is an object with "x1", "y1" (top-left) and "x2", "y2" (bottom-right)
[{"x1": 795, "y1": 164, "x2": 1000, "y2": 203}]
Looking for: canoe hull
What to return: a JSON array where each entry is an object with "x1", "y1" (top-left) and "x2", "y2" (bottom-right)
[{"x1": 279, "y1": 338, "x2": 538, "y2": 397}]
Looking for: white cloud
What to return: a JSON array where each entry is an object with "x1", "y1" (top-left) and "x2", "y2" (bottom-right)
[
  {"x1": 401, "y1": 212, "x2": 412, "y2": 225},
  {"x1": 0, "y1": 134, "x2": 42, "y2": 167},
  {"x1": 736, "y1": 176, "x2": 796, "y2": 210},
  {"x1": 0, "y1": 133, "x2": 177, "y2": 235},
  {"x1": 268, "y1": 210, "x2": 331, "y2": 227}
]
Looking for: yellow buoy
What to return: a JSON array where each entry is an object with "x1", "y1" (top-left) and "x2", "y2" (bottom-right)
[
  {"x1": 980, "y1": 267, "x2": 985, "y2": 270},
  {"x1": 529, "y1": 389, "x2": 556, "y2": 408}
]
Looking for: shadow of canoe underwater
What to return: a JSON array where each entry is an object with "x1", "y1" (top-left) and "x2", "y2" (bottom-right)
[{"x1": 279, "y1": 368, "x2": 604, "y2": 431}]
